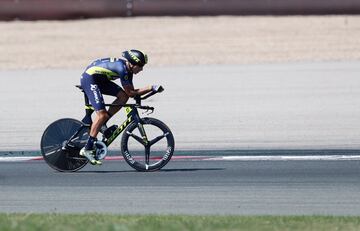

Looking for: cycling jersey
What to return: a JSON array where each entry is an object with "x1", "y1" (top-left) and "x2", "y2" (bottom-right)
[
  {"x1": 83, "y1": 58, "x2": 133, "y2": 86},
  {"x1": 80, "y1": 58, "x2": 133, "y2": 111}
]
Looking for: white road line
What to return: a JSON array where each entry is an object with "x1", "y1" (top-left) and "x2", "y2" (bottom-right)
[
  {"x1": 0, "y1": 157, "x2": 38, "y2": 162},
  {"x1": 205, "y1": 155, "x2": 360, "y2": 161},
  {"x1": 1, "y1": 155, "x2": 360, "y2": 162}
]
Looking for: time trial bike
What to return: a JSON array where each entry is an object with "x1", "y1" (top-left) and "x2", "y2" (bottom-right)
[{"x1": 40, "y1": 85, "x2": 175, "y2": 172}]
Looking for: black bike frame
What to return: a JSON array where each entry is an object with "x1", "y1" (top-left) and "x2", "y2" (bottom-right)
[
  {"x1": 74, "y1": 85, "x2": 154, "y2": 149},
  {"x1": 103, "y1": 105, "x2": 145, "y2": 146}
]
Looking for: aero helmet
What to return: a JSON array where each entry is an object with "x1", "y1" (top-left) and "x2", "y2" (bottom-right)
[{"x1": 122, "y1": 49, "x2": 148, "y2": 67}]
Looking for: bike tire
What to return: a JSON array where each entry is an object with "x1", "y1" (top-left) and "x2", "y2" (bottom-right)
[
  {"x1": 40, "y1": 118, "x2": 89, "y2": 172},
  {"x1": 121, "y1": 117, "x2": 175, "y2": 172}
]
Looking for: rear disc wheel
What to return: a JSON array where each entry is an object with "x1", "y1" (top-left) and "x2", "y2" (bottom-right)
[{"x1": 40, "y1": 118, "x2": 89, "y2": 172}]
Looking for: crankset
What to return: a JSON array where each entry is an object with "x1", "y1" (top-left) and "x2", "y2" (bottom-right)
[{"x1": 94, "y1": 141, "x2": 108, "y2": 160}]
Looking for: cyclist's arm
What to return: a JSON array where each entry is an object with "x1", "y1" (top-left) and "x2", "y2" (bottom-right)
[{"x1": 123, "y1": 84, "x2": 152, "y2": 97}]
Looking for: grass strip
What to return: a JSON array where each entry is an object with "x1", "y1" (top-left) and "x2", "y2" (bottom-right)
[{"x1": 0, "y1": 214, "x2": 360, "y2": 231}]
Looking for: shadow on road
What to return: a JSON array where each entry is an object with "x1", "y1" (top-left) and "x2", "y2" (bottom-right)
[
  {"x1": 160, "y1": 168, "x2": 225, "y2": 172},
  {"x1": 77, "y1": 168, "x2": 225, "y2": 173}
]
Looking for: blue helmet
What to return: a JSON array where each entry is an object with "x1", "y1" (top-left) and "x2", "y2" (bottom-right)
[{"x1": 122, "y1": 49, "x2": 148, "y2": 67}]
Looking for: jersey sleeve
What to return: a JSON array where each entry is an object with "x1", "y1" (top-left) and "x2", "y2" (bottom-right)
[
  {"x1": 119, "y1": 73, "x2": 133, "y2": 87},
  {"x1": 108, "y1": 60, "x2": 130, "y2": 86}
]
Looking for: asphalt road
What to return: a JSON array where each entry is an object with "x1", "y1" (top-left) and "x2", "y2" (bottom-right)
[{"x1": 1, "y1": 155, "x2": 360, "y2": 215}]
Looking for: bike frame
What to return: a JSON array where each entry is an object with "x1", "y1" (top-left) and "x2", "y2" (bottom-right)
[
  {"x1": 64, "y1": 104, "x2": 148, "y2": 151},
  {"x1": 65, "y1": 86, "x2": 155, "y2": 151},
  {"x1": 72, "y1": 103, "x2": 149, "y2": 148},
  {"x1": 103, "y1": 105, "x2": 147, "y2": 146}
]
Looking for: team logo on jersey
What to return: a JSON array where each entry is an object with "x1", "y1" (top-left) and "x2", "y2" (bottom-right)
[
  {"x1": 124, "y1": 75, "x2": 128, "y2": 80},
  {"x1": 90, "y1": 84, "x2": 98, "y2": 91},
  {"x1": 90, "y1": 84, "x2": 100, "y2": 103}
]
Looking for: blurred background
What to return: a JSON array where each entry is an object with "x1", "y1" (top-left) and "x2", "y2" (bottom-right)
[
  {"x1": 1, "y1": 0, "x2": 360, "y2": 20},
  {"x1": 1, "y1": 0, "x2": 360, "y2": 70}
]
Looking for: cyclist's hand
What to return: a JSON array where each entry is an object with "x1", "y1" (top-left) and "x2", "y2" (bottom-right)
[{"x1": 152, "y1": 85, "x2": 164, "y2": 93}]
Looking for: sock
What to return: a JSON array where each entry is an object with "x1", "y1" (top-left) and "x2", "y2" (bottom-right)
[{"x1": 85, "y1": 136, "x2": 96, "y2": 150}]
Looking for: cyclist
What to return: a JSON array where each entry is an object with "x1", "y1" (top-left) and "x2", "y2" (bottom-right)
[{"x1": 79, "y1": 49, "x2": 163, "y2": 165}]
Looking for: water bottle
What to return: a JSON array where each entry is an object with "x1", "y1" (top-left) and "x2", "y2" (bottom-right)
[{"x1": 103, "y1": 125, "x2": 118, "y2": 139}]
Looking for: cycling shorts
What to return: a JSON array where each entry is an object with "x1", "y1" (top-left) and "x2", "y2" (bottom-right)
[{"x1": 80, "y1": 73, "x2": 123, "y2": 111}]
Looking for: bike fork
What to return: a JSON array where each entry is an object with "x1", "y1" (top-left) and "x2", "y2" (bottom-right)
[{"x1": 137, "y1": 123, "x2": 150, "y2": 165}]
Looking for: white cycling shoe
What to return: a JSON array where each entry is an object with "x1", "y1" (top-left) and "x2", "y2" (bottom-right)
[{"x1": 79, "y1": 148, "x2": 102, "y2": 165}]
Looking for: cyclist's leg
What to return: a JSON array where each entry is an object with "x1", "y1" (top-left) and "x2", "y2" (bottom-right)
[
  {"x1": 80, "y1": 74, "x2": 108, "y2": 164},
  {"x1": 100, "y1": 81, "x2": 129, "y2": 116},
  {"x1": 89, "y1": 110, "x2": 109, "y2": 138},
  {"x1": 108, "y1": 90, "x2": 129, "y2": 116},
  {"x1": 80, "y1": 74, "x2": 109, "y2": 137},
  {"x1": 80, "y1": 74, "x2": 106, "y2": 113}
]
